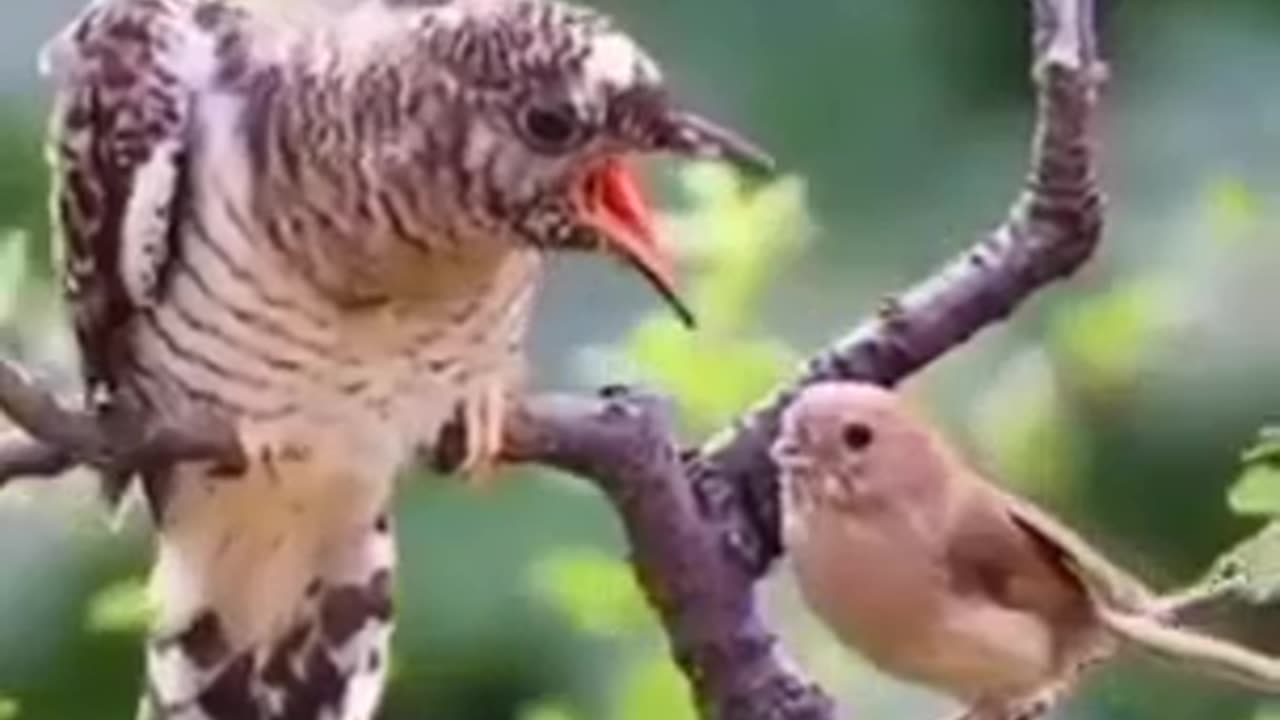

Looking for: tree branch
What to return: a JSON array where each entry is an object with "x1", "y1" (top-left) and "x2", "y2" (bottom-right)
[
  {"x1": 0, "y1": 358, "x2": 245, "y2": 488},
  {"x1": 509, "y1": 1, "x2": 1106, "y2": 718},
  {"x1": 505, "y1": 389, "x2": 837, "y2": 719},
  {"x1": 695, "y1": 0, "x2": 1106, "y2": 575},
  {"x1": 0, "y1": 0, "x2": 1104, "y2": 719}
]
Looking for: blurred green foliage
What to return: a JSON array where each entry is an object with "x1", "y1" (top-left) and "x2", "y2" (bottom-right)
[
  {"x1": 84, "y1": 577, "x2": 153, "y2": 636},
  {"x1": 530, "y1": 548, "x2": 649, "y2": 639},
  {"x1": 969, "y1": 349, "x2": 1085, "y2": 500},
  {"x1": 1052, "y1": 279, "x2": 1173, "y2": 402},
  {"x1": 1229, "y1": 428, "x2": 1280, "y2": 519},
  {"x1": 0, "y1": 2, "x2": 1278, "y2": 719},
  {"x1": 519, "y1": 704, "x2": 578, "y2": 720},
  {"x1": 1213, "y1": 430, "x2": 1280, "y2": 608},
  {"x1": 584, "y1": 165, "x2": 808, "y2": 433},
  {"x1": 1213, "y1": 523, "x2": 1280, "y2": 609}
]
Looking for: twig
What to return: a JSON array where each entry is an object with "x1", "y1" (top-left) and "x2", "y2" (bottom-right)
[
  {"x1": 1156, "y1": 571, "x2": 1253, "y2": 623},
  {"x1": 0, "y1": 358, "x2": 245, "y2": 487},
  {"x1": 0, "y1": 359, "x2": 104, "y2": 465}
]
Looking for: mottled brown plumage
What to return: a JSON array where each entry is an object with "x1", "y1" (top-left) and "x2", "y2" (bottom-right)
[{"x1": 42, "y1": 0, "x2": 770, "y2": 717}]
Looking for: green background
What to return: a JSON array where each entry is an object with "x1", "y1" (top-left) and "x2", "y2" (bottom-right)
[{"x1": 1, "y1": 1, "x2": 1279, "y2": 718}]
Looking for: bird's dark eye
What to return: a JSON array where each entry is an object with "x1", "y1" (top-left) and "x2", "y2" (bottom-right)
[
  {"x1": 841, "y1": 422, "x2": 874, "y2": 451},
  {"x1": 519, "y1": 102, "x2": 586, "y2": 153}
]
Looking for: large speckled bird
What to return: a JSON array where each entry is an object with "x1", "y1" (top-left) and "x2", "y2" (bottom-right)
[{"x1": 40, "y1": 0, "x2": 770, "y2": 716}]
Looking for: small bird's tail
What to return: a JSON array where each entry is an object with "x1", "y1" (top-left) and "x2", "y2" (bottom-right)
[
  {"x1": 137, "y1": 466, "x2": 397, "y2": 720},
  {"x1": 1097, "y1": 605, "x2": 1280, "y2": 693}
]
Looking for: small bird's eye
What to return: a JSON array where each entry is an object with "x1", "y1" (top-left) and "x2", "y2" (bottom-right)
[
  {"x1": 519, "y1": 102, "x2": 585, "y2": 153},
  {"x1": 841, "y1": 422, "x2": 874, "y2": 451}
]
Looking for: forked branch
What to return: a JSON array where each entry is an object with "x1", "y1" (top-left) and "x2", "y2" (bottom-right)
[
  {"x1": 0, "y1": 0, "x2": 1105, "y2": 718},
  {"x1": 510, "y1": 1, "x2": 1107, "y2": 718}
]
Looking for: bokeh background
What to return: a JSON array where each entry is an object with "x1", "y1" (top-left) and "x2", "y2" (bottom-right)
[{"x1": 1, "y1": 1, "x2": 1279, "y2": 718}]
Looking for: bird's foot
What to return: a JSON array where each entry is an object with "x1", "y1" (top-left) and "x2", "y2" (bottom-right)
[
  {"x1": 1005, "y1": 695, "x2": 1056, "y2": 720},
  {"x1": 950, "y1": 689, "x2": 1061, "y2": 720},
  {"x1": 455, "y1": 382, "x2": 510, "y2": 489}
]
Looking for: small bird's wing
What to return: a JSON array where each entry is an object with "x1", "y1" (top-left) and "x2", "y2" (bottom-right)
[
  {"x1": 946, "y1": 478, "x2": 1155, "y2": 619},
  {"x1": 944, "y1": 479, "x2": 1116, "y2": 620},
  {"x1": 998, "y1": 488, "x2": 1158, "y2": 614},
  {"x1": 42, "y1": 0, "x2": 208, "y2": 404}
]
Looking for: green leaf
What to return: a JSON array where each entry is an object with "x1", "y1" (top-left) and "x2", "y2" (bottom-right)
[
  {"x1": 0, "y1": 230, "x2": 29, "y2": 325},
  {"x1": 519, "y1": 701, "x2": 579, "y2": 720},
  {"x1": 679, "y1": 171, "x2": 812, "y2": 334},
  {"x1": 0, "y1": 696, "x2": 17, "y2": 720},
  {"x1": 1052, "y1": 278, "x2": 1170, "y2": 397},
  {"x1": 1205, "y1": 176, "x2": 1262, "y2": 246},
  {"x1": 1229, "y1": 465, "x2": 1280, "y2": 518},
  {"x1": 1190, "y1": 430, "x2": 1280, "y2": 612},
  {"x1": 1255, "y1": 702, "x2": 1280, "y2": 720},
  {"x1": 614, "y1": 656, "x2": 697, "y2": 720},
  {"x1": 1228, "y1": 427, "x2": 1280, "y2": 517},
  {"x1": 1204, "y1": 522, "x2": 1280, "y2": 606},
  {"x1": 85, "y1": 576, "x2": 154, "y2": 634},
  {"x1": 600, "y1": 166, "x2": 811, "y2": 433},
  {"x1": 1242, "y1": 427, "x2": 1280, "y2": 466},
  {"x1": 626, "y1": 316, "x2": 796, "y2": 432},
  {"x1": 528, "y1": 547, "x2": 649, "y2": 638},
  {"x1": 969, "y1": 349, "x2": 1084, "y2": 498}
]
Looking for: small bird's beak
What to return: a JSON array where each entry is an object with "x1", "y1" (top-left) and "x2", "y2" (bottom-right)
[{"x1": 575, "y1": 157, "x2": 696, "y2": 328}]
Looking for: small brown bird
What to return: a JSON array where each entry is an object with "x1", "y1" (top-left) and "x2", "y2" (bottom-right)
[{"x1": 774, "y1": 382, "x2": 1280, "y2": 720}]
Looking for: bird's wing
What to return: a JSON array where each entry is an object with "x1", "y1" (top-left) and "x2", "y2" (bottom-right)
[
  {"x1": 945, "y1": 479, "x2": 1096, "y2": 618},
  {"x1": 42, "y1": 0, "x2": 214, "y2": 404},
  {"x1": 946, "y1": 478, "x2": 1155, "y2": 617},
  {"x1": 1000, "y1": 488, "x2": 1157, "y2": 613}
]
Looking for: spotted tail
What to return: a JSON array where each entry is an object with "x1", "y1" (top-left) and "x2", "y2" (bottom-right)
[{"x1": 138, "y1": 467, "x2": 397, "y2": 720}]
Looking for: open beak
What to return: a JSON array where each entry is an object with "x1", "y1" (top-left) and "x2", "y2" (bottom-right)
[
  {"x1": 576, "y1": 157, "x2": 696, "y2": 328},
  {"x1": 645, "y1": 107, "x2": 776, "y2": 177},
  {"x1": 580, "y1": 98, "x2": 775, "y2": 328}
]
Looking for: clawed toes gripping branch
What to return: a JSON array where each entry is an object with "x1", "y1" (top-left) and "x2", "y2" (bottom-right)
[{"x1": 0, "y1": 0, "x2": 1105, "y2": 718}]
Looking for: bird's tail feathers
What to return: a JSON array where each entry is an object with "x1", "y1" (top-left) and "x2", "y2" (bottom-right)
[
  {"x1": 140, "y1": 509, "x2": 396, "y2": 720},
  {"x1": 1097, "y1": 606, "x2": 1280, "y2": 693}
]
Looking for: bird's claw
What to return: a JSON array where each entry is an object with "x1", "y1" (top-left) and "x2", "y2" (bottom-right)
[{"x1": 455, "y1": 382, "x2": 510, "y2": 489}]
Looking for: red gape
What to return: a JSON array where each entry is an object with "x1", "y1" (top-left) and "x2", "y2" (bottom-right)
[
  {"x1": 582, "y1": 156, "x2": 695, "y2": 327},
  {"x1": 598, "y1": 157, "x2": 656, "y2": 249}
]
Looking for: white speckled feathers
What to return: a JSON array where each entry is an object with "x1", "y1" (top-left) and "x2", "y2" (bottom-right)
[
  {"x1": 42, "y1": 0, "x2": 226, "y2": 402},
  {"x1": 38, "y1": 0, "x2": 770, "y2": 717}
]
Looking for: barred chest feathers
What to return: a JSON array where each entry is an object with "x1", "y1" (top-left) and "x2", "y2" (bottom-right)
[
  {"x1": 43, "y1": 0, "x2": 773, "y2": 714},
  {"x1": 137, "y1": 67, "x2": 542, "y2": 650},
  {"x1": 139, "y1": 47, "x2": 543, "y2": 460}
]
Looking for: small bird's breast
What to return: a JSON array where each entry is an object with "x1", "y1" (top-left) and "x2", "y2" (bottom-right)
[{"x1": 785, "y1": 504, "x2": 1057, "y2": 702}]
